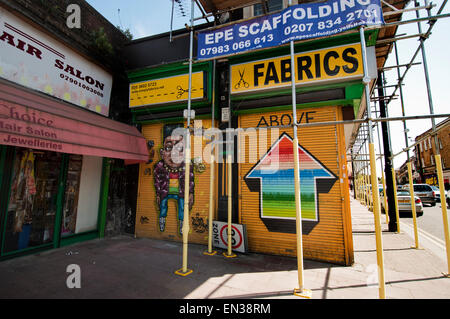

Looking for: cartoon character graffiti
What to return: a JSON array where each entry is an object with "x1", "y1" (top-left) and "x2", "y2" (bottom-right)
[{"x1": 154, "y1": 124, "x2": 194, "y2": 235}]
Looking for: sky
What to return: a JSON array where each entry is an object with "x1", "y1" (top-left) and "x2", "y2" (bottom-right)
[{"x1": 86, "y1": 0, "x2": 450, "y2": 170}]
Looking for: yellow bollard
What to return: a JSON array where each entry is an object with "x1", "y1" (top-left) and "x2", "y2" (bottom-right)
[
  {"x1": 381, "y1": 173, "x2": 389, "y2": 224},
  {"x1": 435, "y1": 154, "x2": 450, "y2": 276},
  {"x1": 391, "y1": 167, "x2": 400, "y2": 233},
  {"x1": 407, "y1": 162, "x2": 420, "y2": 249},
  {"x1": 369, "y1": 143, "x2": 386, "y2": 299},
  {"x1": 223, "y1": 153, "x2": 236, "y2": 258}
]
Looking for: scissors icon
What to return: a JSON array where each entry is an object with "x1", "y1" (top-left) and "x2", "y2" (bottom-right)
[
  {"x1": 176, "y1": 85, "x2": 189, "y2": 99},
  {"x1": 234, "y1": 69, "x2": 249, "y2": 90}
]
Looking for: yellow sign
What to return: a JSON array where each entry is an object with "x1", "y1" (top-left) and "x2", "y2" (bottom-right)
[
  {"x1": 231, "y1": 43, "x2": 363, "y2": 95},
  {"x1": 129, "y1": 71, "x2": 205, "y2": 108}
]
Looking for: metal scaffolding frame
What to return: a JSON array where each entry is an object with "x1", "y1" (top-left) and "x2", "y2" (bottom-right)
[{"x1": 168, "y1": 0, "x2": 450, "y2": 298}]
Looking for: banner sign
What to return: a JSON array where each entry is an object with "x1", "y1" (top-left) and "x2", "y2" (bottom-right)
[
  {"x1": 129, "y1": 71, "x2": 205, "y2": 108},
  {"x1": 197, "y1": 0, "x2": 384, "y2": 60},
  {"x1": 0, "y1": 8, "x2": 113, "y2": 116},
  {"x1": 231, "y1": 43, "x2": 364, "y2": 94}
]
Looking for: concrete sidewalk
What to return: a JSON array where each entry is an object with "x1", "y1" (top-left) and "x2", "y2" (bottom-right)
[{"x1": 0, "y1": 196, "x2": 449, "y2": 299}]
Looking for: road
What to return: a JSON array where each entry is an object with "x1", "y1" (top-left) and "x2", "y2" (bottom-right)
[{"x1": 400, "y1": 201, "x2": 450, "y2": 245}]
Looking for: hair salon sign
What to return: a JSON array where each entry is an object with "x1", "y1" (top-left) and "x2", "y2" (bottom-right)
[{"x1": 0, "y1": 8, "x2": 112, "y2": 116}]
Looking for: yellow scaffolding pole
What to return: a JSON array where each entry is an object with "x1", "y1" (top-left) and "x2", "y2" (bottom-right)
[
  {"x1": 435, "y1": 154, "x2": 450, "y2": 276},
  {"x1": 391, "y1": 167, "x2": 400, "y2": 233},
  {"x1": 223, "y1": 153, "x2": 236, "y2": 259},
  {"x1": 361, "y1": 26, "x2": 386, "y2": 299},
  {"x1": 407, "y1": 162, "x2": 420, "y2": 249}
]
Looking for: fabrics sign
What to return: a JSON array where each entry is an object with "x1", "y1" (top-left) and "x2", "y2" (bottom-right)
[
  {"x1": 197, "y1": 0, "x2": 384, "y2": 60},
  {"x1": 0, "y1": 8, "x2": 113, "y2": 116}
]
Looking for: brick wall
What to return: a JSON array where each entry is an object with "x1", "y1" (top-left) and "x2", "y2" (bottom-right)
[
  {"x1": 0, "y1": 0, "x2": 129, "y2": 70},
  {"x1": 414, "y1": 119, "x2": 450, "y2": 186}
]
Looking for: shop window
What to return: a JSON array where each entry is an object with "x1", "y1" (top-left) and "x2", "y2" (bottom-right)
[
  {"x1": 254, "y1": 0, "x2": 284, "y2": 15},
  {"x1": 61, "y1": 155, "x2": 82, "y2": 237},
  {"x1": 3, "y1": 149, "x2": 62, "y2": 253},
  {"x1": 61, "y1": 155, "x2": 102, "y2": 237}
]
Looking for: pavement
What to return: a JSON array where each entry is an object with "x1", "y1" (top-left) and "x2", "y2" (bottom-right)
[{"x1": 1, "y1": 195, "x2": 450, "y2": 299}]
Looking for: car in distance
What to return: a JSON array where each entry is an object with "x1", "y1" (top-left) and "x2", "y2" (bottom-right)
[
  {"x1": 401, "y1": 184, "x2": 436, "y2": 206},
  {"x1": 430, "y1": 186, "x2": 442, "y2": 203},
  {"x1": 381, "y1": 190, "x2": 423, "y2": 216},
  {"x1": 447, "y1": 189, "x2": 450, "y2": 208}
]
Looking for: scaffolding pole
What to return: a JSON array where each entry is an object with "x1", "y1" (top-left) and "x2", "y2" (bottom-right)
[
  {"x1": 175, "y1": 0, "x2": 195, "y2": 277},
  {"x1": 361, "y1": 26, "x2": 386, "y2": 299},
  {"x1": 289, "y1": 0, "x2": 311, "y2": 300}
]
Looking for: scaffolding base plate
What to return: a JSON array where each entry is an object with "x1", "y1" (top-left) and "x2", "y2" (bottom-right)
[
  {"x1": 223, "y1": 252, "x2": 237, "y2": 258},
  {"x1": 203, "y1": 250, "x2": 217, "y2": 256},
  {"x1": 293, "y1": 288, "x2": 312, "y2": 299},
  {"x1": 174, "y1": 268, "x2": 193, "y2": 277}
]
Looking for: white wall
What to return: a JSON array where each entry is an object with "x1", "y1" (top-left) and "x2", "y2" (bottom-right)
[{"x1": 75, "y1": 156, "x2": 103, "y2": 233}]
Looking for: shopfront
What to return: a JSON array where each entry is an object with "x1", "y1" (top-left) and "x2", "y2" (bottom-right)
[
  {"x1": 0, "y1": 8, "x2": 148, "y2": 259},
  {"x1": 228, "y1": 37, "x2": 377, "y2": 265},
  {"x1": 130, "y1": 61, "x2": 216, "y2": 243},
  {"x1": 129, "y1": 35, "x2": 378, "y2": 266}
]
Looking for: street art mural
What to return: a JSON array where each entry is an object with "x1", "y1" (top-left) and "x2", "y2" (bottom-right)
[
  {"x1": 153, "y1": 124, "x2": 194, "y2": 235},
  {"x1": 244, "y1": 132, "x2": 337, "y2": 234}
]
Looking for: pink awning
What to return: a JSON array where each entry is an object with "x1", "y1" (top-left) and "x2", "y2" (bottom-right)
[{"x1": 0, "y1": 80, "x2": 148, "y2": 162}]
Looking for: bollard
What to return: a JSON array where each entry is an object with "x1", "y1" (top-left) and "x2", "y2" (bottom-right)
[
  {"x1": 407, "y1": 162, "x2": 420, "y2": 249},
  {"x1": 391, "y1": 167, "x2": 400, "y2": 233},
  {"x1": 435, "y1": 154, "x2": 450, "y2": 276}
]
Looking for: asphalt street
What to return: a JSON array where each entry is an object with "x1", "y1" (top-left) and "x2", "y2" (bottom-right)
[{"x1": 401, "y1": 202, "x2": 449, "y2": 246}]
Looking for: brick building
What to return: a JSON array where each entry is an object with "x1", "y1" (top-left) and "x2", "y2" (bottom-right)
[{"x1": 414, "y1": 117, "x2": 450, "y2": 189}]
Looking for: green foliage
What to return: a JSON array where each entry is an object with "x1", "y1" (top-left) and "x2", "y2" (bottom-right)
[
  {"x1": 116, "y1": 26, "x2": 133, "y2": 41},
  {"x1": 90, "y1": 27, "x2": 114, "y2": 56}
]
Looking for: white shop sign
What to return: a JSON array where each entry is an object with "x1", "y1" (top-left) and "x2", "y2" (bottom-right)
[
  {"x1": 0, "y1": 8, "x2": 113, "y2": 116},
  {"x1": 212, "y1": 220, "x2": 248, "y2": 253}
]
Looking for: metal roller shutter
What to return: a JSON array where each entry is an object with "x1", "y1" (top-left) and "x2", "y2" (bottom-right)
[{"x1": 238, "y1": 105, "x2": 352, "y2": 265}]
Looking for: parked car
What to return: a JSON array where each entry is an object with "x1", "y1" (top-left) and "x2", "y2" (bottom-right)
[
  {"x1": 430, "y1": 186, "x2": 446, "y2": 203},
  {"x1": 381, "y1": 190, "x2": 423, "y2": 216},
  {"x1": 447, "y1": 189, "x2": 450, "y2": 208},
  {"x1": 401, "y1": 184, "x2": 436, "y2": 206}
]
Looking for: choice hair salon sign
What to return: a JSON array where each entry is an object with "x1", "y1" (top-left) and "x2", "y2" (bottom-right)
[
  {"x1": 0, "y1": 8, "x2": 112, "y2": 116},
  {"x1": 197, "y1": 0, "x2": 384, "y2": 60}
]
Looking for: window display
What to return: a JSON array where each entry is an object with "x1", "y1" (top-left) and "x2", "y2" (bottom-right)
[
  {"x1": 61, "y1": 155, "x2": 82, "y2": 237},
  {"x1": 3, "y1": 149, "x2": 61, "y2": 253}
]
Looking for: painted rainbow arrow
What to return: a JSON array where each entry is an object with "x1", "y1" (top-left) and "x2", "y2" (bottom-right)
[{"x1": 245, "y1": 133, "x2": 337, "y2": 222}]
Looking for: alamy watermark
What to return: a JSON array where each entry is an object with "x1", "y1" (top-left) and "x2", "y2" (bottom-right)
[
  {"x1": 66, "y1": 4, "x2": 81, "y2": 29},
  {"x1": 66, "y1": 264, "x2": 81, "y2": 288},
  {"x1": 168, "y1": 122, "x2": 282, "y2": 169}
]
